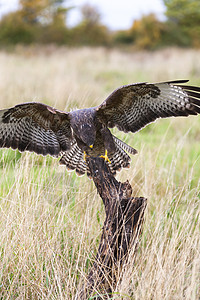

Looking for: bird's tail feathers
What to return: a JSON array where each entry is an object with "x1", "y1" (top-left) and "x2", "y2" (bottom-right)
[
  {"x1": 113, "y1": 135, "x2": 137, "y2": 155},
  {"x1": 109, "y1": 137, "x2": 136, "y2": 176},
  {"x1": 59, "y1": 143, "x2": 87, "y2": 177}
]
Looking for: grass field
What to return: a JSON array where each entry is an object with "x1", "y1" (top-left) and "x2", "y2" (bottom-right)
[{"x1": 0, "y1": 46, "x2": 200, "y2": 299}]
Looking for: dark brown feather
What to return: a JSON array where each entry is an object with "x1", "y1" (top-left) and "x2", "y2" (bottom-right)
[
  {"x1": 0, "y1": 102, "x2": 72, "y2": 156},
  {"x1": 96, "y1": 80, "x2": 200, "y2": 133}
]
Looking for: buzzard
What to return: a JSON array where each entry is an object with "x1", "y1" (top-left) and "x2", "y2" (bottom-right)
[{"x1": 0, "y1": 80, "x2": 200, "y2": 177}]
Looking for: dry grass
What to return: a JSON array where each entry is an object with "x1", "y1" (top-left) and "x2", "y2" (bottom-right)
[{"x1": 0, "y1": 46, "x2": 200, "y2": 299}]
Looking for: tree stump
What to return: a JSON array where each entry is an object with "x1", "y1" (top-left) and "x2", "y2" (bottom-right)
[{"x1": 77, "y1": 157, "x2": 147, "y2": 299}]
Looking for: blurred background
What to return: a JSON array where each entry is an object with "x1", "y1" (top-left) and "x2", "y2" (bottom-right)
[{"x1": 0, "y1": 0, "x2": 200, "y2": 49}]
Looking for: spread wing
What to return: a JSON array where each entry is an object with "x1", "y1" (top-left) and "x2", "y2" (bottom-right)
[
  {"x1": 0, "y1": 102, "x2": 72, "y2": 156},
  {"x1": 96, "y1": 80, "x2": 200, "y2": 133}
]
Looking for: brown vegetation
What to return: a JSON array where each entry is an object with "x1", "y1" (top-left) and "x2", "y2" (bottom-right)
[{"x1": 0, "y1": 47, "x2": 199, "y2": 299}]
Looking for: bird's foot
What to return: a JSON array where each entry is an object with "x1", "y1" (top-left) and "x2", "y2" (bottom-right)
[
  {"x1": 83, "y1": 151, "x2": 89, "y2": 162},
  {"x1": 100, "y1": 149, "x2": 111, "y2": 163}
]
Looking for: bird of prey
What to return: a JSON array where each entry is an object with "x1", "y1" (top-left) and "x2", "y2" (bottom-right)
[{"x1": 0, "y1": 80, "x2": 200, "y2": 178}]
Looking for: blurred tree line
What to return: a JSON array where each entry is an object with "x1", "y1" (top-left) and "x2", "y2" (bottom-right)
[{"x1": 0, "y1": 0, "x2": 199, "y2": 49}]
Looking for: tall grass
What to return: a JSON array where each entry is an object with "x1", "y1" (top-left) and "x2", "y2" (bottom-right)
[{"x1": 0, "y1": 46, "x2": 199, "y2": 299}]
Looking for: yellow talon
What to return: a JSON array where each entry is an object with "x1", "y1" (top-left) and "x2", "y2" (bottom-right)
[
  {"x1": 83, "y1": 151, "x2": 88, "y2": 162},
  {"x1": 100, "y1": 149, "x2": 111, "y2": 163},
  {"x1": 84, "y1": 146, "x2": 93, "y2": 162}
]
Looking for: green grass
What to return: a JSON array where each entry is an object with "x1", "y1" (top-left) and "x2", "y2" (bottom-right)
[{"x1": 0, "y1": 46, "x2": 200, "y2": 299}]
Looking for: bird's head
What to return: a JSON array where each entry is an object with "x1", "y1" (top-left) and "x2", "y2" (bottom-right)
[
  {"x1": 69, "y1": 109, "x2": 97, "y2": 149},
  {"x1": 79, "y1": 123, "x2": 96, "y2": 148},
  {"x1": 71, "y1": 121, "x2": 96, "y2": 149}
]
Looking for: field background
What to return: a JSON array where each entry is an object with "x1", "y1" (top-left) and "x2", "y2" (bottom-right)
[{"x1": 0, "y1": 46, "x2": 200, "y2": 299}]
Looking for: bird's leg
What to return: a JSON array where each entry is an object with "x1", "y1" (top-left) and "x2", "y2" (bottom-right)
[
  {"x1": 100, "y1": 149, "x2": 111, "y2": 164},
  {"x1": 99, "y1": 127, "x2": 115, "y2": 164},
  {"x1": 83, "y1": 151, "x2": 88, "y2": 162}
]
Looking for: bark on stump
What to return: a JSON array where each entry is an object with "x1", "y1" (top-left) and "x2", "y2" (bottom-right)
[{"x1": 78, "y1": 157, "x2": 147, "y2": 299}]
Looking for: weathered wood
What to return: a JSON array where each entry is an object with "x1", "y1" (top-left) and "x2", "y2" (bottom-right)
[{"x1": 77, "y1": 157, "x2": 147, "y2": 299}]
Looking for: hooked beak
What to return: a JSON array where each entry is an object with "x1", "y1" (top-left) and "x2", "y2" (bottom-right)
[{"x1": 89, "y1": 145, "x2": 93, "y2": 148}]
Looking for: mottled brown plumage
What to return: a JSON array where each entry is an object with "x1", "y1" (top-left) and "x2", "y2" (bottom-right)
[{"x1": 0, "y1": 80, "x2": 200, "y2": 177}]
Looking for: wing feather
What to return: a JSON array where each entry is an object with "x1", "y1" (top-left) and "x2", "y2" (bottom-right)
[
  {"x1": 0, "y1": 102, "x2": 72, "y2": 156},
  {"x1": 96, "y1": 80, "x2": 200, "y2": 133}
]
